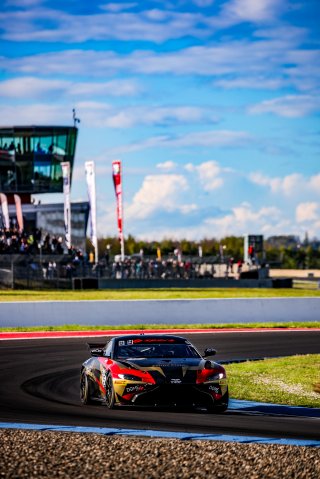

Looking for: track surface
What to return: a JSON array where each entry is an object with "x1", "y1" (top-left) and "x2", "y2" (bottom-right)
[{"x1": 1, "y1": 331, "x2": 319, "y2": 440}]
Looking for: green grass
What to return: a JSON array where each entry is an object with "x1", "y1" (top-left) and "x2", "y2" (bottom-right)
[
  {"x1": 1, "y1": 321, "x2": 319, "y2": 333},
  {"x1": 225, "y1": 354, "x2": 320, "y2": 408},
  {"x1": 0, "y1": 287, "x2": 320, "y2": 302},
  {"x1": 293, "y1": 280, "x2": 319, "y2": 290}
]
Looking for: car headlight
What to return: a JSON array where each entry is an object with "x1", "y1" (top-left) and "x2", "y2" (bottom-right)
[
  {"x1": 206, "y1": 372, "x2": 225, "y2": 381},
  {"x1": 118, "y1": 373, "x2": 143, "y2": 381}
]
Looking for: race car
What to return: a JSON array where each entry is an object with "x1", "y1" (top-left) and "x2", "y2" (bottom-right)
[{"x1": 80, "y1": 334, "x2": 228, "y2": 413}]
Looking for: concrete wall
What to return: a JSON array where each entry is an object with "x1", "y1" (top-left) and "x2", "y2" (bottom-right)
[
  {"x1": 270, "y1": 269, "x2": 320, "y2": 279},
  {"x1": 1, "y1": 298, "x2": 319, "y2": 328}
]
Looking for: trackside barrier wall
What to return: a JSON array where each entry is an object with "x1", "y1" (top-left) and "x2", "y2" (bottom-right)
[{"x1": 0, "y1": 298, "x2": 320, "y2": 327}]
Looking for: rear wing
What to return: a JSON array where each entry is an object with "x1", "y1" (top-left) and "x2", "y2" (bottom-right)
[{"x1": 87, "y1": 343, "x2": 105, "y2": 357}]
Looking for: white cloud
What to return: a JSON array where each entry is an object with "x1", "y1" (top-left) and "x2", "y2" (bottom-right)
[
  {"x1": 250, "y1": 172, "x2": 320, "y2": 197},
  {"x1": 249, "y1": 95, "x2": 320, "y2": 118},
  {"x1": 0, "y1": 8, "x2": 208, "y2": 43},
  {"x1": 1, "y1": 1, "x2": 317, "y2": 96},
  {"x1": 0, "y1": 103, "x2": 71, "y2": 125},
  {"x1": 0, "y1": 102, "x2": 218, "y2": 129},
  {"x1": 2, "y1": 38, "x2": 319, "y2": 93},
  {"x1": 0, "y1": 0, "x2": 291, "y2": 47},
  {"x1": 0, "y1": 77, "x2": 140, "y2": 99},
  {"x1": 296, "y1": 202, "x2": 319, "y2": 223},
  {"x1": 309, "y1": 175, "x2": 320, "y2": 191},
  {"x1": 185, "y1": 161, "x2": 224, "y2": 191},
  {"x1": 192, "y1": 0, "x2": 214, "y2": 6},
  {"x1": 5, "y1": 0, "x2": 43, "y2": 5},
  {"x1": 221, "y1": 0, "x2": 284, "y2": 24},
  {"x1": 100, "y1": 3, "x2": 137, "y2": 13},
  {"x1": 156, "y1": 161, "x2": 176, "y2": 171},
  {"x1": 109, "y1": 129, "x2": 251, "y2": 155},
  {"x1": 213, "y1": 76, "x2": 287, "y2": 90},
  {"x1": 0, "y1": 77, "x2": 68, "y2": 98},
  {"x1": 126, "y1": 174, "x2": 191, "y2": 219},
  {"x1": 179, "y1": 203, "x2": 198, "y2": 214},
  {"x1": 204, "y1": 203, "x2": 282, "y2": 237},
  {"x1": 126, "y1": 202, "x2": 288, "y2": 241},
  {"x1": 80, "y1": 104, "x2": 216, "y2": 128},
  {"x1": 169, "y1": 130, "x2": 250, "y2": 148}
]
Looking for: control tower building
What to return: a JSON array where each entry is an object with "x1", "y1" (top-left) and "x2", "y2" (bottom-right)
[{"x1": 0, "y1": 126, "x2": 89, "y2": 250}]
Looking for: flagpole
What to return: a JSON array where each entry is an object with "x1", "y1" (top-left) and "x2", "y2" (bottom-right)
[
  {"x1": 61, "y1": 162, "x2": 71, "y2": 252},
  {"x1": 120, "y1": 230, "x2": 125, "y2": 262}
]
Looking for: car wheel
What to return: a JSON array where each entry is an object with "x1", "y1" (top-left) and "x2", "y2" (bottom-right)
[
  {"x1": 80, "y1": 371, "x2": 94, "y2": 405},
  {"x1": 105, "y1": 372, "x2": 115, "y2": 409},
  {"x1": 207, "y1": 389, "x2": 229, "y2": 413}
]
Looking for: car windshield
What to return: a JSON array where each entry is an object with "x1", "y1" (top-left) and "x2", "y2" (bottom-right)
[{"x1": 115, "y1": 342, "x2": 201, "y2": 359}]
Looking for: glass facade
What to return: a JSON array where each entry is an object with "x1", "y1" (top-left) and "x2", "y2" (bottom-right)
[{"x1": 0, "y1": 126, "x2": 77, "y2": 194}]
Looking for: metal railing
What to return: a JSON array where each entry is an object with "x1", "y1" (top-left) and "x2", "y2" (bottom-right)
[{"x1": 0, "y1": 254, "x2": 257, "y2": 289}]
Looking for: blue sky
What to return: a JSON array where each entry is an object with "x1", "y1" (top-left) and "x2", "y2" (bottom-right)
[{"x1": 1, "y1": 0, "x2": 319, "y2": 240}]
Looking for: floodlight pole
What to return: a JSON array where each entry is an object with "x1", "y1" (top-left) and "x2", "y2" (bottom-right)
[{"x1": 120, "y1": 233, "x2": 125, "y2": 262}]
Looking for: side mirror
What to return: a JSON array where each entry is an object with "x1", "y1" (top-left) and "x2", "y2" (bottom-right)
[{"x1": 203, "y1": 348, "x2": 217, "y2": 357}]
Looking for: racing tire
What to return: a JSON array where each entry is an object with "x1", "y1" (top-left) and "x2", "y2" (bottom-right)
[
  {"x1": 80, "y1": 371, "x2": 94, "y2": 405},
  {"x1": 105, "y1": 372, "x2": 116, "y2": 409},
  {"x1": 207, "y1": 389, "x2": 229, "y2": 414}
]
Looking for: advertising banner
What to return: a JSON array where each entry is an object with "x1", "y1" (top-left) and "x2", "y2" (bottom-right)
[
  {"x1": 0, "y1": 193, "x2": 10, "y2": 229},
  {"x1": 61, "y1": 161, "x2": 71, "y2": 250},
  {"x1": 14, "y1": 194, "x2": 24, "y2": 232},
  {"x1": 112, "y1": 160, "x2": 124, "y2": 260},
  {"x1": 85, "y1": 161, "x2": 98, "y2": 263}
]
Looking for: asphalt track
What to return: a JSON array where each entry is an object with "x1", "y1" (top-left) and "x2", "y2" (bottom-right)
[{"x1": 0, "y1": 331, "x2": 319, "y2": 441}]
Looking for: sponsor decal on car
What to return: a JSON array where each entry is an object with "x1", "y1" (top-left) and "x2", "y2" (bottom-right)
[{"x1": 101, "y1": 370, "x2": 107, "y2": 389}]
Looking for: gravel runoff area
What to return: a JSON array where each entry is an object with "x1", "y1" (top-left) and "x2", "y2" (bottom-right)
[{"x1": 0, "y1": 430, "x2": 319, "y2": 479}]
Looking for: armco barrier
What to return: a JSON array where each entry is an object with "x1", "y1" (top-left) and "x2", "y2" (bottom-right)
[{"x1": 0, "y1": 298, "x2": 319, "y2": 328}]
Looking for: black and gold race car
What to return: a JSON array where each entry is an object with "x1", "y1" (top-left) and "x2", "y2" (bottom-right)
[{"x1": 80, "y1": 334, "x2": 228, "y2": 412}]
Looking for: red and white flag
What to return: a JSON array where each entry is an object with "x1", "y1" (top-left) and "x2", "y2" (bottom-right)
[{"x1": 112, "y1": 160, "x2": 124, "y2": 259}]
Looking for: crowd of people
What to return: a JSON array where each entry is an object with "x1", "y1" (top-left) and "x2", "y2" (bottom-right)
[
  {"x1": 102, "y1": 257, "x2": 239, "y2": 280},
  {"x1": 75, "y1": 251, "x2": 245, "y2": 281},
  {"x1": 0, "y1": 225, "x2": 246, "y2": 281},
  {"x1": 0, "y1": 226, "x2": 64, "y2": 255}
]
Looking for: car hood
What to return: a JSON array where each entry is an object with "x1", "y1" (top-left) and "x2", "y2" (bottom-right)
[{"x1": 115, "y1": 357, "x2": 215, "y2": 384}]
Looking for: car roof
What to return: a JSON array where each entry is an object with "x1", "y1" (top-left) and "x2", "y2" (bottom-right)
[{"x1": 113, "y1": 334, "x2": 189, "y2": 343}]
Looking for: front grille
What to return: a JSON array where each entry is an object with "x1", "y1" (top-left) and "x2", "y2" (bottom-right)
[{"x1": 132, "y1": 384, "x2": 212, "y2": 407}]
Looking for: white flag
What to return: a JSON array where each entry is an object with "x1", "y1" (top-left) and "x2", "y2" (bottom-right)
[
  {"x1": 61, "y1": 162, "x2": 71, "y2": 250},
  {"x1": 0, "y1": 193, "x2": 10, "y2": 229},
  {"x1": 85, "y1": 161, "x2": 98, "y2": 263}
]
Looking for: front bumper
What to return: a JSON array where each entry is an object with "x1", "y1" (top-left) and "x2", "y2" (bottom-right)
[{"x1": 127, "y1": 384, "x2": 218, "y2": 408}]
